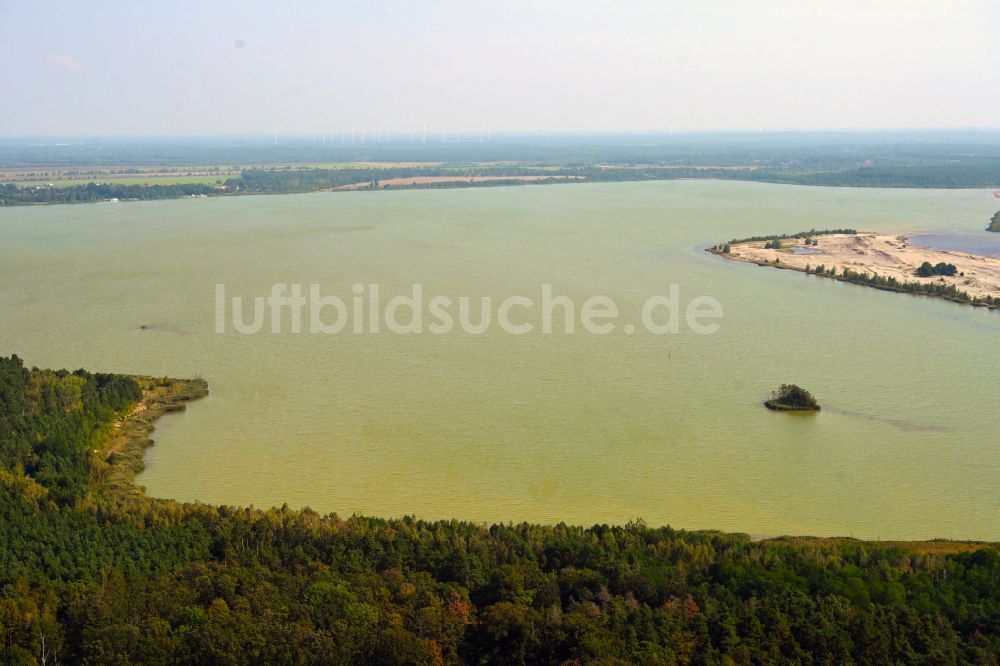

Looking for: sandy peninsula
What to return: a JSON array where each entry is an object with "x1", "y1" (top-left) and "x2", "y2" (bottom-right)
[{"x1": 716, "y1": 232, "x2": 1000, "y2": 303}]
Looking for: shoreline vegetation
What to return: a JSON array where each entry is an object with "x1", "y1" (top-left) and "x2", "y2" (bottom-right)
[
  {"x1": 1, "y1": 356, "x2": 999, "y2": 661},
  {"x1": 100, "y1": 375, "x2": 209, "y2": 502},
  {"x1": 3, "y1": 354, "x2": 1000, "y2": 661},
  {"x1": 709, "y1": 230, "x2": 1000, "y2": 311}
]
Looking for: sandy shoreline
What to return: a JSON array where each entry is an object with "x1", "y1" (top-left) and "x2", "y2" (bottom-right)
[
  {"x1": 98, "y1": 377, "x2": 209, "y2": 498},
  {"x1": 333, "y1": 175, "x2": 583, "y2": 190},
  {"x1": 715, "y1": 232, "x2": 1000, "y2": 303}
]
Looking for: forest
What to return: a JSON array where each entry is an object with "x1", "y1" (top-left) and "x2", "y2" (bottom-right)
[
  {"x1": 1, "y1": 353, "x2": 1000, "y2": 664},
  {"x1": 988, "y1": 210, "x2": 1000, "y2": 233}
]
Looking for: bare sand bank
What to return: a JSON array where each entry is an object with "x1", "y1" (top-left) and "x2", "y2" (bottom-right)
[
  {"x1": 334, "y1": 175, "x2": 583, "y2": 190},
  {"x1": 716, "y1": 232, "x2": 1000, "y2": 303}
]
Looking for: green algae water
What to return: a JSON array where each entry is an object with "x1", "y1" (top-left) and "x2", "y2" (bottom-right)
[{"x1": 2, "y1": 180, "x2": 998, "y2": 540}]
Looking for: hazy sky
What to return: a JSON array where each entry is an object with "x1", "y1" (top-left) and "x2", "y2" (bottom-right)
[{"x1": 3, "y1": 0, "x2": 998, "y2": 135}]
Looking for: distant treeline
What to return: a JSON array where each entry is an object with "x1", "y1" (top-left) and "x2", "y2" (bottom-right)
[
  {"x1": 3, "y1": 354, "x2": 1000, "y2": 663},
  {"x1": 0, "y1": 167, "x2": 570, "y2": 204},
  {"x1": 768, "y1": 165, "x2": 1000, "y2": 188},
  {"x1": 227, "y1": 164, "x2": 1000, "y2": 192},
  {"x1": 226, "y1": 166, "x2": 564, "y2": 194},
  {"x1": 5, "y1": 132, "x2": 1000, "y2": 170},
  {"x1": 4, "y1": 162, "x2": 1000, "y2": 206},
  {"x1": 0, "y1": 181, "x2": 214, "y2": 205},
  {"x1": 728, "y1": 229, "x2": 858, "y2": 244}
]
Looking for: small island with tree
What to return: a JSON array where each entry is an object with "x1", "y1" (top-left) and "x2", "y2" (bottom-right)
[
  {"x1": 988, "y1": 210, "x2": 1000, "y2": 233},
  {"x1": 765, "y1": 384, "x2": 821, "y2": 411}
]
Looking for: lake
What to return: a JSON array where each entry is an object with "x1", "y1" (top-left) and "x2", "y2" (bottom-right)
[
  {"x1": 2, "y1": 180, "x2": 998, "y2": 540},
  {"x1": 909, "y1": 232, "x2": 1000, "y2": 257}
]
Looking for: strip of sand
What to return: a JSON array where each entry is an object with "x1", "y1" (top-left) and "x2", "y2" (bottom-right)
[
  {"x1": 719, "y1": 232, "x2": 1000, "y2": 301},
  {"x1": 333, "y1": 175, "x2": 582, "y2": 190}
]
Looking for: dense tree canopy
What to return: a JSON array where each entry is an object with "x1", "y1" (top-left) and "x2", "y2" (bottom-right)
[
  {"x1": 916, "y1": 262, "x2": 959, "y2": 278},
  {"x1": 0, "y1": 355, "x2": 140, "y2": 504},
  {"x1": 765, "y1": 384, "x2": 820, "y2": 411}
]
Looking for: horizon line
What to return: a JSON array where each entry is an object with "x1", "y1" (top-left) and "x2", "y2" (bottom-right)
[{"x1": 4, "y1": 127, "x2": 1000, "y2": 142}]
